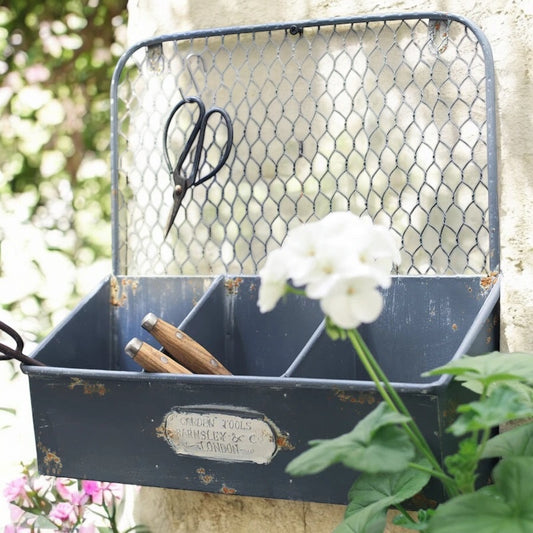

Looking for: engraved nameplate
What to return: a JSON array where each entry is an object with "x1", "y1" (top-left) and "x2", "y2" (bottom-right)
[{"x1": 161, "y1": 406, "x2": 280, "y2": 464}]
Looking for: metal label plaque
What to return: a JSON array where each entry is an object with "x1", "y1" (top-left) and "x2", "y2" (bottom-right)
[{"x1": 160, "y1": 405, "x2": 283, "y2": 464}]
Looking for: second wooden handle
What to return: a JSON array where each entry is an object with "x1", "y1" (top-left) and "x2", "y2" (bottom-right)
[
  {"x1": 141, "y1": 313, "x2": 232, "y2": 375},
  {"x1": 125, "y1": 338, "x2": 193, "y2": 374}
]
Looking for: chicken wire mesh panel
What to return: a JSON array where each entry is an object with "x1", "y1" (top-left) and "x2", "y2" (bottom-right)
[{"x1": 110, "y1": 13, "x2": 498, "y2": 276}]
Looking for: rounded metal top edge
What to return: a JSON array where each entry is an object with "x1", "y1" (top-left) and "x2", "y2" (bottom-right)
[{"x1": 21, "y1": 363, "x2": 447, "y2": 392}]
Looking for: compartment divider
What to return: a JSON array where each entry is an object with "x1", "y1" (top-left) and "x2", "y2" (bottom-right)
[{"x1": 282, "y1": 320, "x2": 326, "y2": 377}]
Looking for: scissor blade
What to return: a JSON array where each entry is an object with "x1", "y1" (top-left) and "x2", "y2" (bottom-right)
[{"x1": 164, "y1": 184, "x2": 186, "y2": 239}]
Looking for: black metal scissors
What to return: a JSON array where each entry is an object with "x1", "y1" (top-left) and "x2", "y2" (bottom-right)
[
  {"x1": 162, "y1": 95, "x2": 233, "y2": 239},
  {"x1": 0, "y1": 320, "x2": 46, "y2": 367}
]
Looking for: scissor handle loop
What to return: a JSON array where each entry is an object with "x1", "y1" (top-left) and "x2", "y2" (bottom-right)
[
  {"x1": 162, "y1": 96, "x2": 233, "y2": 187},
  {"x1": 193, "y1": 106, "x2": 234, "y2": 186},
  {"x1": 162, "y1": 96, "x2": 205, "y2": 175}
]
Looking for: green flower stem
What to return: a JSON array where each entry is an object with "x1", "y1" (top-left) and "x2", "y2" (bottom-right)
[
  {"x1": 103, "y1": 499, "x2": 119, "y2": 533},
  {"x1": 284, "y1": 285, "x2": 307, "y2": 297},
  {"x1": 394, "y1": 503, "x2": 416, "y2": 524},
  {"x1": 407, "y1": 462, "x2": 455, "y2": 486},
  {"x1": 347, "y1": 330, "x2": 432, "y2": 456},
  {"x1": 350, "y1": 330, "x2": 437, "y2": 456},
  {"x1": 347, "y1": 329, "x2": 459, "y2": 497},
  {"x1": 347, "y1": 329, "x2": 397, "y2": 411}
]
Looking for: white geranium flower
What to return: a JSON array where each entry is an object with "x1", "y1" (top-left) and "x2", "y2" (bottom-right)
[
  {"x1": 352, "y1": 217, "x2": 401, "y2": 282},
  {"x1": 283, "y1": 220, "x2": 326, "y2": 285},
  {"x1": 257, "y1": 248, "x2": 289, "y2": 313},
  {"x1": 257, "y1": 210, "x2": 401, "y2": 329},
  {"x1": 319, "y1": 276, "x2": 384, "y2": 329},
  {"x1": 302, "y1": 240, "x2": 359, "y2": 299}
]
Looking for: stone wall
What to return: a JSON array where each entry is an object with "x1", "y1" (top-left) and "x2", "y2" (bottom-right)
[{"x1": 126, "y1": 0, "x2": 533, "y2": 530}]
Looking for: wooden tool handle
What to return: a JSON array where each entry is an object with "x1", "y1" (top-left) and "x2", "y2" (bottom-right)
[
  {"x1": 125, "y1": 338, "x2": 193, "y2": 374},
  {"x1": 141, "y1": 313, "x2": 232, "y2": 375}
]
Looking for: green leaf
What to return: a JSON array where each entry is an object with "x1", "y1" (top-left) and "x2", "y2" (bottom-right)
[
  {"x1": 444, "y1": 437, "x2": 478, "y2": 493},
  {"x1": 334, "y1": 505, "x2": 387, "y2": 533},
  {"x1": 482, "y1": 421, "x2": 533, "y2": 458},
  {"x1": 286, "y1": 403, "x2": 413, "y2": 476},
  {"x1": 448, "y1": 385, "x2": 533, "y2": 436},
  {"x1": 333, "y1": 459, "x2": 431, "y2": 532},
  {"x1": 427, "y1": 457, "x2": 533, "y2": 533},
  {"x1": 393, "y1": 509, "x2": 434, "y2": 531},
  {"x1": 346, "y1": 461, "x2": 431, "y2": 516},
  {"x1": 425, "y1": 352, "x2": 533, "y2": 392}
]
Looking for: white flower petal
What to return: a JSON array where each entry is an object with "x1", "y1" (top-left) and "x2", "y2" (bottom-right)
[
  {"x1": 257, "y1": 248, "x2": 289, "y2": 313},
  {"x1": 320, "y1": 277, "x2": 383, "y2": 329}
]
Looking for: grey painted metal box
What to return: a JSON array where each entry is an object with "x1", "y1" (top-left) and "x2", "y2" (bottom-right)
[
  {"x1": 26, "y1": 274, "x2": 499, "y2": 504},
  {"x1": 24, "y1": 12, "x2": 500, "y2": 505}
]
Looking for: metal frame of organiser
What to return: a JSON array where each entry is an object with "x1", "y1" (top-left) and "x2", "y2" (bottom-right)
[{"x1": 25, "y1": 12, "x2": 499, "y2": 505}]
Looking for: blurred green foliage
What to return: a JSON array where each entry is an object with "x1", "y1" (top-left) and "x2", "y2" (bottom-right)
[{"x1": 0, "y1": 0, "x2": 127, "y2": 342}]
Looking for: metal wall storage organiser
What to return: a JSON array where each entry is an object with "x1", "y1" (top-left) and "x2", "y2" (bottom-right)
[{"x1": 24, "y1": 12, "x2": 499, "y2": 505}]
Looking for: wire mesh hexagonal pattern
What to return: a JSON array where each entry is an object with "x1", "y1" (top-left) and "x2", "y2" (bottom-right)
[{"x1": 110, "y1": 12, "x2": 498, "y2": 277}]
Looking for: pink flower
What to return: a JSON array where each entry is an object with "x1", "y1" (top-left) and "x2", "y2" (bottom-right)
[
  {"x1": 82, "y1": 480, "x2": 122, "y2": 506},
  {"x1": 49, "y1": 501, "x2": 77, "y2": 526},
  {"x1": 101, "y1": 482, "x2": 123, "y2": 504},
  {"x1": 78, "y1": 525, "x2": 97, "y2": 533},
  {"x1": 55, "y1": 479, "x2": 88, "y2": 506},
  {"x1": 81, "y1": 480, "x2": 103, "y2": 505},
  {"x1": 55, "y1": 478, "x2": 74, "y2": 500},
  {"x1": 3, "y1": 477, "x2": 30, "y2": 506}
]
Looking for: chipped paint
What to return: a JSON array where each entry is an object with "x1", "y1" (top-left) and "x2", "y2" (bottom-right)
[
  {"x1": 224, "y1": 277, "x2": 243, "y2": 295},
  {"x1": 68, "y1": 377, "x2": 106, "y2": 396},
  {"x1": 37, "y1": 441, "x2": 62, "y2": 476},
  {"x1": 409, "y1": 491, "x2": 437, "y2": 510},
  {"x1": 196, "y1": 467, "x2": 215, "y2": 485},
  {"x1": 110, "y1": 276, "x2": 140, "y2": 307},
  {"x1": 480, "y1": 271, "x2": 498, "y2": 291},
  {"x1": 333, "y1": 388, "x2": 377, "y2": 405},
  {"x1": 275, "y1": 434, "x2": 295, "y2": 451},
  {"x1": 155, "y1": 422, "x2": 167, "y2": 440}
]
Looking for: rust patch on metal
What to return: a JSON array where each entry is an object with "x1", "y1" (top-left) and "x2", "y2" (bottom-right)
[
  {"x1": 224, "y1": 277, "x2": 243, "y2": 295},
  {"x1": 196, "y1": 467, "x2": 215, "y2": 485},
  {"x1": 409, "y1": 491, "x2": 437, "y2": 510},
  {"x1": 276, "y1": 434, "x2": 295, "y2": 451},
  {"x1": 220, "y1": 484, "x2": 237, "y2": 495},
  {"x1": 37, "y1": 441, "x2": 63, "y2": 476},
  {"x1": 333, "y1": 388, "x2": 376, "y2": 405},
  {"x1": 110, "y1": 276, "x2": 139, "y2": 307},
  {"x1": 68, "y1": 377, "x2": 106, "y2": 396},
  {"x1": 480, "y1": 271, "x2": 498, "y2": 291},
  {"x1": 451, "y1": 323, "x2": 458, "y2": 331},
  {"x1": 155, "y1": 422, "x2": 167, "y2": 440}
]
